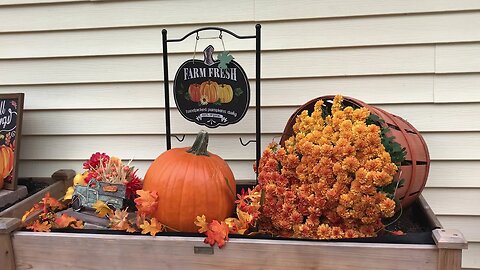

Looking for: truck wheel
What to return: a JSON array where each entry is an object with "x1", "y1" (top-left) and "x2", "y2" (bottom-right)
[
  {"x1": 72, "y1": 195, "x2": 82, "y2": 212},
  {"x1": 107, "y1": 202, "x2": 116, "y2": 211}
]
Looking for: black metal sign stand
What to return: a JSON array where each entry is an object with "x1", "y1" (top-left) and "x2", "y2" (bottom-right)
[{"x1": 162, "y1": 24, "x2": 262, "y2": 174}]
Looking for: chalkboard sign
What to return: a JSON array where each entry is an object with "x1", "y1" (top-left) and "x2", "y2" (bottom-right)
[
  {"x1": 173, "y1": 45, "x2": 250, "y2": 128},
  {"x1": 0, "y1": 93, "x2": 24, "y2": 190}
]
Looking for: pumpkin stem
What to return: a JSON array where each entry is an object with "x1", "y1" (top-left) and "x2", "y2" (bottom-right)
[{"x1": 187, "y1": 130, "x2": 209, "y2": 156}]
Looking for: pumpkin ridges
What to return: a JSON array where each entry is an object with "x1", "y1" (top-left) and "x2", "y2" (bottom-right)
[
  {"x1": 0, "y1": 153, "x2": 4, "y2": 182},
  {"x1": 0, "y1": 146, "x2": 13, "y2": 180},
  {"x1": 204, "y1": 159, "x2": 226, "y2": 221},
  {"x1": 200, "y1": 81, "x2": 219, "y2": 103},
  {"x1": 159, "y1": 150, "x2": 190, "y2": 231},
  {"x1": 178, "y1": 155, "x2": 206, "y2": 231},
  {"x1": 143, "y1": 131, "x2": 236, "y2": 232}
]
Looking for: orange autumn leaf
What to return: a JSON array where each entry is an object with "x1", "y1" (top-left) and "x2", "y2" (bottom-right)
[
  {"x1": 390, "y1": 230, "x2": 406, "y2": 236},
  {"x1": 224, "y1": 217, "x2": 237, "y2": 232},
  {"x1": 194, "y1": 215, "x2": 208, "y2": 233},
  {"x1": 134, "y1": 190, "x2": 158, "y2": 216},
  {"x1": 92, "y1": 200, "x2": 113, "y2": 217},
  {"x1": 27, "y1": 220, "x2": 51, "y2": 232},
  {"x1": 22, "y1": 203, "x2": 42, "y2": 223},
  {"x1": 109, "y1": 209, "x2": 136, "y2": 233},
  {"x1": 42, "y1": 192, "x2": 65, "y2": 211},
  {"x1": 54, "y1": 214, "x2": 84, "y2": 229},
  {"x1": 70, "y1": 220, "x2": 84, "y2": 229},
  {"x1": 204, "y1": 220, "x2": 230, "y2": 248},
  {"x1": 54, "y1": 214, "x2": 78, "y2": 228},
  {"x1": 140, "y1": 218, "x2": 164, "y2": 236},
  {"x1": 22, "y1": 193, "x2": 66, "y2": 223}
]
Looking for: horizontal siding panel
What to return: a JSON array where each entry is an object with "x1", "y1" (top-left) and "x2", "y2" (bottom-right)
[
  {"x1": 2, "y1": 0, "x2": 479, "y2": 32},
  {"x1": 3, "y1": 12, "x2": 480, "y2": 58},
  {"x1": 422, "y1": 132, "x2": 480, "y2": 160},
  {"x1": 463, "y1": 243, "x2": 480, "y2": 269},
  {"x1": 437, "y1": 216, "x2": 480, "y2": 242},
  {"x1": 422, "y1": 188, "x2": 480, "y2": 215},
  {"x1": 20, "y1": 103, "x2": 480, "y2": 135},
  {"x1": 21, "y1": 109, "x2": 263, "y2": 135},
  {"x1": 0, "y1": 46, "x2": 435, "y2": 84},
  {"x1": 262, "y1": 12, "x2": 480, "y2": 51},
  {"x1": 427, "y1": 161, "x2": 480, "y2": 188},
  {"x1": 0, "y1": 23, "x2": 255, "y2": 58},
  {"x1": 0, "y1": 75, "x2": 434, "y2": 109},
  {"x1": 435, "y1": 74, "x2": 480, "y2": 103},
  {"x1": 255, "y1": 0, "x2": 480, "y2": 21},
  {"x1": 19, "y1": 160, "x2": 256, "y2": 183},
  {"x1": 0, "y1": 0, "x2": 255, "y2": 32},
  {"x1": 258, "y1": 76, "x2": 434, "y2": 106},
  {"x1": 18, "y1": 134, "x2": 275, "y2": 161},
  {"x1": 18, "y1": 132, "x2": 480, "y2": 161},
  {"x1": 436, "y1": 43, "x2": 480, "y2": 73},
  {"x1": 376, "y1": 103, "x2": 480, "y2": 132},
  {"x1": 0, "y1": 0, "x2": 84, "y2": 5}
]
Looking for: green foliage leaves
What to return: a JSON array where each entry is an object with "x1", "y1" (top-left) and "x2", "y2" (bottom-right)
[
  {"x1": 234, "y1": 87, "x2": 243, "y2": 97},
  {"x1": 366, "y1": 114, "x2": 407, "y2": 165},
  {"x1": 380, "y1": 127, "x2": 407, "y2": 165},
  {"x1": 217, "y1": 51, "x2": 234, "y2": 70}
]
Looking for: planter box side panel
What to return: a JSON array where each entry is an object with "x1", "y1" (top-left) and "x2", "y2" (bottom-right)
[{"x1": 12, "y1": 232, "x2": 438, "y2": 270}]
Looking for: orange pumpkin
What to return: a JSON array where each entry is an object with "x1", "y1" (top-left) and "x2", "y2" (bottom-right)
[
  {"x1": 217, "y1": 84, "x2": 233, "y2": 103},
  {"x1": 188, "y1": 83, "x2": 201, "y2": 102},
  {"x1": 143, "y1": 130, "x2": 236, "y2": 232},
  {"x1": 200, "y1": 81, "x2": 219, "y2": 103},
  {"x1": 0, "y1": 146, "x2": 14, "y2": 188}
]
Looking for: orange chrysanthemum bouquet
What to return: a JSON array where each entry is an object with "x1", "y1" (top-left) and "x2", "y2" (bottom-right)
[{"x1": 252, "y1": 95, "x2": 402, "y2": 239}]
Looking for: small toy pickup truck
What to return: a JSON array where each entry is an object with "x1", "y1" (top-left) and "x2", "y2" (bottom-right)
[{"x1": 72, "y1": 178, "x2": 126, "y2": 211}]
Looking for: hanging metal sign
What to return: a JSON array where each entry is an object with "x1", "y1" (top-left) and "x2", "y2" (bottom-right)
[{"x1": 173, "y1": 45, "x2": 250, "y2": 128}]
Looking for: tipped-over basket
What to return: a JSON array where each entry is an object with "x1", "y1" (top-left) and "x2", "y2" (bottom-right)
[{"x1": 280, "y1": 95, "x2": 430, "y2": 208}]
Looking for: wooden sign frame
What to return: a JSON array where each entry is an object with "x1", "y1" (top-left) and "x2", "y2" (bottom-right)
[{"x1": 0, "y1": 93, "x2": 24, "y2": 190}]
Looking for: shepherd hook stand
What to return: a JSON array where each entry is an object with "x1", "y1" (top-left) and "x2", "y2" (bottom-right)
[{"x1": 162, "y1": 25, "x2": 262, "y2": 176}]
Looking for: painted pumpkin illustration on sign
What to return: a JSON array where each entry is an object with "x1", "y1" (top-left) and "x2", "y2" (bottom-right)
[
  {"x1": 0, "y1": 146, "x2": 14, "y2": 189},
  {"x1": 188, "y1": 84, "x2": 201, "y2": 103},
  {"x1": 217, "y1": 84, "x2": 233, "y2": 103},
  {"x1": 199, "y1": 80, "x2": 219, "y2": 103}
]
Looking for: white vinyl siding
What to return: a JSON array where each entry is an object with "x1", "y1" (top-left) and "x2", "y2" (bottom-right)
[{"x1": 0, "y1": 1, "x2": 479, "y2": 268}]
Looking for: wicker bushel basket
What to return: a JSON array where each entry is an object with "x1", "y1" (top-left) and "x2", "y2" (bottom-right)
[{"x1": 280, "y1": 95, "x2": 430, "y2": 208}]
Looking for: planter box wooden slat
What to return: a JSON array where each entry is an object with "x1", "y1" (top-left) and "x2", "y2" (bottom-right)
[{"x1": 12, "y1": 232, "x2": 440, "y2": 270}]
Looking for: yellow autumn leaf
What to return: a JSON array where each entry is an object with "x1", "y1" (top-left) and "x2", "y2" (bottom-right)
[
  {"x1": 73, "y1": 173, "x2": 87, "y2": 186},
  {"x1": 92, "y1": 200, "x2": 113, "y2": 217},
  {"x1": 64, "y1": 186, "x2": 74, "y2": 200},
  {"x1": 140, "y1": 218, "x2": 163, "y2": 236},
  {"x1": 109, "y1": 209, "x2": 136, "y2": 232},
  {"x1": 194, "y1": 215, "x2": 208, "y2": 233}
]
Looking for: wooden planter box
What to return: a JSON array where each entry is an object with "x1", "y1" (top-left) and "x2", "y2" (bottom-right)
[{"x1": 0, "y1": 171, "x2": 467, "y2": 270}]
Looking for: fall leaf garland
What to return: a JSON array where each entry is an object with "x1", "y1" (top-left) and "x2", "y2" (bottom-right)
[{"x1": 22, "y1": 192, "x2": 84, "y2": 232}]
